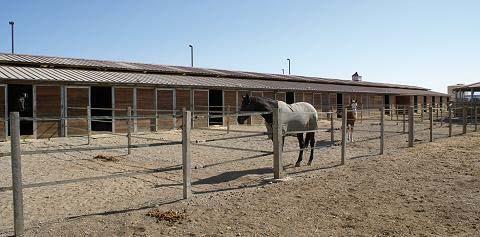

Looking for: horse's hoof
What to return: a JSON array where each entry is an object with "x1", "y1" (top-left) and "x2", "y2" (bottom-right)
[
  {"x1": 307, "y1": 162, "x2": 312, "y2": 166},
  {"x1": 295, "y1": 163, "x2": 301, "y2": 167}
]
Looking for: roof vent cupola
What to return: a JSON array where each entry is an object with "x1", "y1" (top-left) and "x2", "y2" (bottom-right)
[{"x1": 352, "y1": 72, "x2": 362, "y2": 82}]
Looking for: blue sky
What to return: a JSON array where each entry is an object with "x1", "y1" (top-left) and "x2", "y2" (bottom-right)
[{"x1": 1, "y1": 0, "x2": 479, "y2": 93}]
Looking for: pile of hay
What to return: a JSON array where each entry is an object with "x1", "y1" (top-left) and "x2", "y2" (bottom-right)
[
  {"x1": 146, "y1": 209, "x2": 185, "y2": 223},
  {"x1": 93, "y1": 154, "x2": 119, "y2": 162}
]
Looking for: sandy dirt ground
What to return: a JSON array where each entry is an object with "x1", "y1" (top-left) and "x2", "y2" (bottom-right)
[{"x1": 0, "y1": 115, "x2": 478, "y2": 236}]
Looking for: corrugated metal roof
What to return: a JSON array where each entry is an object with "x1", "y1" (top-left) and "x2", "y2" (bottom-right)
[
  {"x1": 0, "y1": 65, "x2": 447, "y2": 96},
  {"x1": 455, "y1": 82, "x2": 480, "y2": 90},
  {"x1": 0, "y1": 53, "x2": 429, "y2": 90}
]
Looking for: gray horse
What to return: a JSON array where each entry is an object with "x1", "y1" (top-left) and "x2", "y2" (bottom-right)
[{"x1": 237, "y1": 95, "x2": 318, "y2": 167}]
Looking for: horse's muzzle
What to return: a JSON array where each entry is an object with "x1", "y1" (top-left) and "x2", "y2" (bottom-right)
[{"x1": 237, "y1": 116, "x2": 249, "y2": 124}]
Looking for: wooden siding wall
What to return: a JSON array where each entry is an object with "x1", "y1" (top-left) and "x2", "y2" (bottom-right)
[
  {"x1": 276, "y1": 92, "x2": 286, "y2": 102},
  {"x1": 329, "y1": 93, "x2": 337, "y2": 112},
  {"x1": 263, "y1": 91, "x2": 275, "y2": 99},
  {"x1": 0, "y1": 86, "x2": 5, "y2": 140},
  {"x1": 223, "y1": 90, "x2": 237, "y2": 125},
  {"x1": 66, "y1": 87, "x2": 89, "y2": 136},
  {"x1": 303, "y1": 92, "x2": 313, "y2": 105},
  {"x1": 368, "y1": 95, "x2": 384, "y2": 109},
  {"x1": 157, "y1": 89, "x2": 174, "y2": 129},
  {"x1": 176, "y1": 89, "x2": 191, "y2": 127},
  {"x1": 193, "y1": 90, "x2": 208, "y2": 127},
  {"x1": 294, "y1": 92, "x2": 303, "y2": 102},
  {"x1": 114, "y1": 88, "x2": 134, "y2": 133},
  {"x1": 36, "y1": 86, "x2": 61, "y2": 138},
  {"x1": 136, "y1": 88, "x2": 155, "y2": 132}
]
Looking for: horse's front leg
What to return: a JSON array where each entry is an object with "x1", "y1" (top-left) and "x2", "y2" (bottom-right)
[
  {"x1": 307, "y1": 132, "x2": 316, "y2": 165},
  {"x1": 295, "y1": 133, "x2": 305, "y2": 167}
]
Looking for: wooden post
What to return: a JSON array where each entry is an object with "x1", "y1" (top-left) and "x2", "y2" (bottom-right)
[
  {"x1": 448, "y1": 105, "x2": 452, "y2": 137},
  {"x1": 390, "y1": 106, "x2": 393, "y2": 121},
  {"x1": 87, "y1": 106, "x2": 91, "y2": 145},
  {"x1": 429, "y1": 106, "x2": 433, "y2": 142},
  {"x1": 330, "y1": 108, "x2": 334, "y2": 143},
  {"x1": 462, "y1": 105, "x2": 467, "y2": 134},
  {"x1": 360, "y1": 104, "x2": 363, "y2": 123},
  {"x1": 402, "y1": 107, "x2": 406, "y2": 133},
  {"x1": 396, "y1": 106, "x2": 399, "y2": 121},
  {"x1": 408, "y1": 106, "x2": 414, "y2": 147},
  {"x1": 127, "y1": 106, "x2": 132, "y2": 155},
  {"x1": 420, "y1": 106, "x2": 424, "y2": 121},
  {"x1": 10, "y1": 112, "x2": 24, "y2": 236},
  {"x1": 182, "y1": 108, "x2": 192, "y2": 199},
  {"x1": 436, "y1": 105, "x2": 439, "y2": 120},
  {"x1": 380, "y1": 107, "x2": 385, "y2": 155},
  {"x1": 440, "y1": 106, "x2": 443, "y2": 127},
  {"x1": 273, "y1": 108, "x2": 283, "y2": 179},
  {"x1": 226, "y1": 105, "x2": 230, "y2": 134},
  {"x1": 341, "y1": 107, "x2": 347, "y2": 164},
  {"x1": 474, "y1": 104, "x2": 478, "y2": 132}
]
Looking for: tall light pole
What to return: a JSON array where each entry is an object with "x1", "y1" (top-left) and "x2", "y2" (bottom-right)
[
  {"x1": 286, "y1": 58, "x2": 291, "y2": 75},
  {"x1": 9, "y1": 21, "x2": 14, "y2": 54},
  {"x1": 282, "y1": 69, "x2": 284, "y2": 75},
  {"x1": 188, "y1": 44, "x2": 193, "y2": 67}
]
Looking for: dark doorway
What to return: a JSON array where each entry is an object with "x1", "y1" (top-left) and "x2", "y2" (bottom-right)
[
  {"x1": 414, "y1": 96, "x2": 418, "y2": 112},
  {"x1": 209, "y1": 90, "x2": 223, "y2": 125},
  {"x1": 286, "y1": 92, "x2": 295, "y2": 104},
  {"x1": 90, "y1": 86, "x2": 112, "y2": 131},
  {"x1": 336, "y1": 93, "x2": 343, "y2": 118},
  {"x1": 384, "y1": 95, "x2": 390, "y2": 115},
  {"x1": 8, "y1": 84, "x2": 33, "y2": 135}
]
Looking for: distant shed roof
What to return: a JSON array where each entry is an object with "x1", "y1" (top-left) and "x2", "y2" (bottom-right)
[
  {"x1": 455, "y1": 82, "x2": 480, "y2": 90},
  {"x1": 0, "y1": 53, "x2": 446, "y2": 96}
]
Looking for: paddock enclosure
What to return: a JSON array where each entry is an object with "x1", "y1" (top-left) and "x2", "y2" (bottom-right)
[
  {"x1": 1, "y1": 102, "x2": 479, "y2": 235},
  {"x1": 2, "y1": 53, "x2": 473, "y2": 235}
]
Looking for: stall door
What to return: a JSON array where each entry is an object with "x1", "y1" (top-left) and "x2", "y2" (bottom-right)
[
  {"x1": 66, "y1": 87, "x2": 89, "y2": 136},
  {"x1": 157, "y1": 89, "x2": 174, "y2": 129},
  {"x1": 36, "y1": 85, "x2": 61, "y2": 138}
]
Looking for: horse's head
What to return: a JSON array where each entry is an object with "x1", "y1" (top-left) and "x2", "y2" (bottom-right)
[
  {"x1": 18, "y1": 93, "x2": 28, "y2": 112},
  {"x1": 237, "y1": 94, "x2": 255, "y2": 124},
  {"x1": 237, "y1": 94, "x2": 277, "y2": 124}
]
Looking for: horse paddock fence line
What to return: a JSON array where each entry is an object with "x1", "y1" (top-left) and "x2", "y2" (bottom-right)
[{"x1": 5, "y1": 104, "x2": 478, "y2": 235}]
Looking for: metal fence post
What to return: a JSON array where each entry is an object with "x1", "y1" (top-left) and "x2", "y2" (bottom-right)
[
  {"x1": 341, "y1": 107, "x2": 347, "y2": 164},
  {"x1": 226, "y1": 105, "x2": 230, "y2": 134},
  {"x1": 10, "y1": 112, "x2": 24, "y2": 236},
  {"x1": 408, "y1": 106, "x2": 414, "y2": 147},
  {"x1": 273, "y1": 108, "x2": 283, "y2": 179},
  {"x1": 448, "y1": 105, "x2": 452, "y2": 137},
  {"x1": 380, "y1": 107, "x2": 385, "y2": 155},
  {"x1": 403, "y1": 106, "x2": 406, "y2": 133},
  {"x1": 87, "y1": 106, "x2": 91, "y2": 145},
  {"x1": 127, "y1": 106, "x2": 132, "y2": 155},
  {"x1": 429, "y1": 106, "x2": 433, "y2": 142},
  {"x1": 182, "y1": 108, "x2": 192, "y2": 199},
  {"x1": 330, "y1": 108, "x2": 334, "y2": 143},
  {"x1": 462, "y1": 105, "x2": 467, "y2": 134}
]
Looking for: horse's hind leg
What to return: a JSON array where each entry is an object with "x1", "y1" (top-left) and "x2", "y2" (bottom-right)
[
  {"x1": 307, "y1": 132, "x2": 316, "y2": 166},
  {"x1": 295, "y1": 133, "x2": 305, "y2": 167}
]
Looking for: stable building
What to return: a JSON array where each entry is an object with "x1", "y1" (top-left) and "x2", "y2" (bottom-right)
[{"x1": 0, "y1": 53, "x2": 448, "y2": 140}]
